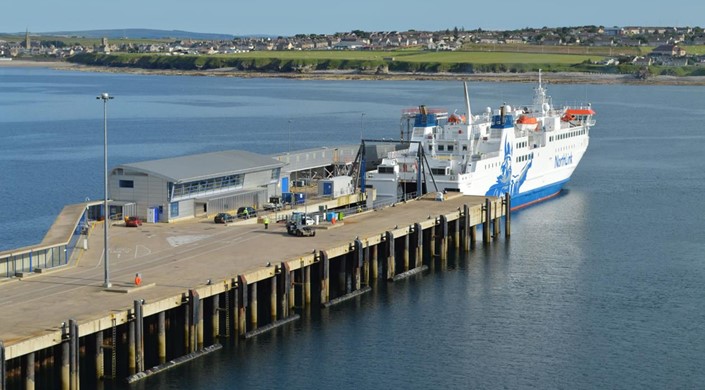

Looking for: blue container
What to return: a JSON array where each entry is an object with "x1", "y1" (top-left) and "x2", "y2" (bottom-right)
[
  {"x1": 294, "y1": 193, "x2": 305, "y2": 204},
  {"x1": 282, "y1": 192, "x2": 292, "y2": 204},
  {"x1": 322, "y1": 182, "x2": 333, "y2": 196}
]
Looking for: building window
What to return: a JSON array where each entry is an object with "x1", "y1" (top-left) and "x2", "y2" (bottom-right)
[
  {"x1": 171, "y1": 174, "x2": 243, "y2": 200},
  {"x1": 170, "y1": 202, "x2": 179, "y2": 217},
  {"x1": 119, "y1": 180, "x2": 134, "y2": 188},
  {"x1": 271, "y1": 168, "x2": 281, "y2": 182}
]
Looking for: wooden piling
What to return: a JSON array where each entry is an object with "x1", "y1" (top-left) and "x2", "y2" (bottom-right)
[
  {"x1": 128, "y1": 320, "x2": 136, "y2": 376},
  {"x1": 363, "y1": 245, "x2": 370, "y2": 286},
  {"x1": 134, "y1": 300, "x2": 144, "y2": 373},
  {"x1": 1, "y1": 341, "x2": 5, "y2": 390},
  {"x1": 504, "y1": 193, "x2": 511, "y2": 238},
  {"x1": 493, "y1": 202, "x2": 500, "y2": 238},
  {"x1": 196, "y1": 295, "x2": 204, "y2": 351},
  {"x1": 385, "y1": 231, "x2": 395, "y2": 280},
  {"x1": 249, "y1": 282, "x2": 258, "y2": 332},
  {"x1": 414, "y1": 223, "x2": 423, "y2": 268},
  {"x1": 338, "y1": 256, "x2": 348, "y2": 295},
  {"x1": 25, "y1": 352, "x2": 34, "y2": 390},
  {"x1": 463, "y1": 205, "x2": 470, "y2": 251},
  {"x1": 319, "y1": 251, "x2": 330, "y2": 305},
  {"x1": 183, "y1": 298, "x2": 190, "y2": 353},
  {"x1": 454, "y1": 218, "x2": 460, "y2": 249},
  {"x1": 430, "y1": 224, "x2": 436, "y2": 257},
  {"x1": 403, "y1": 234, "x2": 410, "y2": 272},
  {"x1": 439, "y1": 215, "x2": 448, "y2": 263},
  {"x1": 483, "y1": 198, "x2": 491, "y2": 244},
  {"x1": 270, "y1": 276, "x2": 278, "y2": 323},
  {"x1": 69, "y1": 319, "x2": 78, "y2": 390},
  {"x1": 288, "y1": 268, "x2": 296, "y2": 311},
  {"x1": 95, "y1": 331, "x2": 103, "y2": 381},
  {"x1": 370, "y1": 245, "x2": 378, "y2": 280},
  {"x1": 354, "y1": 239, "x2": 363, "y2": 291},
  {"x1": 211, "y1": 294, "x2": 220, "y2": 343},
  {"x1": 279, "y1": 263, "x2": 291, "y2": 319},
  {"x1": 61, "y1": 333, "x2": 69, "y2": 390},
  {"x1": 157, "y1": 312, "x2": 166, "y2": 364},
  {"x1": 237, "y1": 276, "x2": 247, "y2": 338},
  {"x1": 188, "y1": 290, "x2": 201, "y2": 352},
  {"x1": 304, "y1": 265, "x2": 311, "y2": 305}
]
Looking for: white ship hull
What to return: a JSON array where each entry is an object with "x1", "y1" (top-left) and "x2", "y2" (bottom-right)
[{"x1": 365, "y1": 73, "x2": 595, "y2": 210}]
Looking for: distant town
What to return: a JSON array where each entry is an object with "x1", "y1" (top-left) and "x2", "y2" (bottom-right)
[{"x1": 2, "y1": 25, "x2": 705, "y2": 68}]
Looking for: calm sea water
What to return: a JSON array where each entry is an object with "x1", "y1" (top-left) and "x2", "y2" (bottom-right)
[{"x1": 2, "y1": 67, "x2": 705, "y2": 389}]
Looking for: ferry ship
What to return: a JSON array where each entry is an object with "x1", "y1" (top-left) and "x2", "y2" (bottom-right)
[{"x1": 365, "y1": 72, "x2": 596, "y2": 209}]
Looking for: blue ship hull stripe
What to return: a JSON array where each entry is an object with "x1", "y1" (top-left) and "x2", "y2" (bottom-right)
[{"x1": 510, "y1": 179, "x2": 570, "y2": 210}]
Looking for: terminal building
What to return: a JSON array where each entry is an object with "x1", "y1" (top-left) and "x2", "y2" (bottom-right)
[
  {"x1": 109, "y1": 150, "x2": 285, "y2": 222},
  {"x1": 107, "y1": 145, "x2": 380, "y2": 222}
]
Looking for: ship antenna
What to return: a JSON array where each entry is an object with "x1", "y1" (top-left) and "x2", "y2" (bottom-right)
[
  {"x1": 535, "y1": 69, "x2": 547, "y2": 112},
  {"x1": 463, "y1": 81, "x2": 472, "y2": 125}
]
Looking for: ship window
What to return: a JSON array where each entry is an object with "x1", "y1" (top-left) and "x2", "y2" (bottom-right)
[
  {"x1": 462, "y1": 145, "x2": 467, "y2": 151},
  {"x1": 378, "y1": 166, "x2": 395, "y2": 174},
  {"x1": 438, "y1": 145, "x2": 445, "y2": 151},
  {"x1": 448, "y1": 145, "x2": 454, "y2": 152}
]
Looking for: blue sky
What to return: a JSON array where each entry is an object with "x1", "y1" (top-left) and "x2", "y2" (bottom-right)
[{"x1": 5, "y1": 0, "x2": 704, "y2": 36}]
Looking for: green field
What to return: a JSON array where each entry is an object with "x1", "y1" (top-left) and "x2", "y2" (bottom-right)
[
  {"x1": 683, "y1": 45, "x2": 705, "y2": 55},
  {"x1": 218, "y1": 49, "x2": 600, "y2": 64},
  {"x1": 64, "y1": 44, "x2": 705, "y2": 77}
]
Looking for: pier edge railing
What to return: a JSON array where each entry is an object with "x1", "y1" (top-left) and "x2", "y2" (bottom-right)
[{"x1": 0, "y1": 203, "x2": 95, "y2": 280}]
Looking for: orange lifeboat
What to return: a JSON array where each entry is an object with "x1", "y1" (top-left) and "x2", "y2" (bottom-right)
[
  {"x1": 516, "y1": 114, "x2": 540, "y2": 131},
  {"x1": 517, "y1": 115, "x2": 538, "y2": 125},
  {"x1": 448, "y1": 114, "x2": 465, "y2": 124},
  {"x1": 562, "y1": 108, "x2": 595, "y2": 122}
]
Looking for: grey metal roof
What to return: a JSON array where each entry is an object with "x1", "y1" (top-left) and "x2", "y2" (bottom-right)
[
  {"x1": 270, "y1": 145, "x2": 361, "y2": 173},
  {"x1": 116, "y1": 150, "x2": 285, "y2": 183}
]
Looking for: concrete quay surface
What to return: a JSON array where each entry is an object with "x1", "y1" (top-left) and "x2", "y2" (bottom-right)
[{"x1": 0, "y1": 194, "x2": 497, "y2": 357}]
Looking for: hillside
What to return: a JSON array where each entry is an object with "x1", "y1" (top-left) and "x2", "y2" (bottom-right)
[{"x1": 5, "y1": 28, "x2": 239, "y2": 41}]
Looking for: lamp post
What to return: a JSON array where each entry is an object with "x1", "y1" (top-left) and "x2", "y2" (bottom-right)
[{"x1": 97, "y1": 92, "x2": 113, "y2": 288}]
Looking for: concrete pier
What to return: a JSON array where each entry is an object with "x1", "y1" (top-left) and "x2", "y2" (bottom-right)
[{"x1": 0, "y1": 194, "x2": 505, "y2": 388}]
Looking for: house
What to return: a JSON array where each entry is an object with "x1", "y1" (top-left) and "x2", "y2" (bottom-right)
[
  {"x1": 332, "y1": 40, "x2": 367, "y2": 50},
  {"x1": 650, "y1": 44, "x2": 686, "y2": 57}
]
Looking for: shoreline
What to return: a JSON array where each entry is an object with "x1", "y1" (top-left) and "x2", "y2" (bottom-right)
[{"x1": 4, "y1": 59, "x2": 705, "y2": 86}]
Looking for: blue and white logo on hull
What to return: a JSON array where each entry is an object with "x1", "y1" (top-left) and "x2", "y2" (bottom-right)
[
  {"x1": 486, "y1": 140, "x2": 531, "y2": 197},
  {"x1": 554, "y1": 153, "x2": 573, "y2": 168}
]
